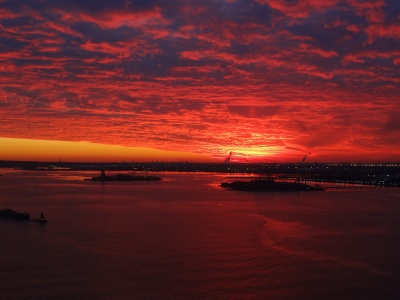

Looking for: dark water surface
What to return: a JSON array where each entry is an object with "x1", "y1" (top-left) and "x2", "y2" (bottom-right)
[{"x1": 0, "y1": 170, "x2": 399, "y2": 299}]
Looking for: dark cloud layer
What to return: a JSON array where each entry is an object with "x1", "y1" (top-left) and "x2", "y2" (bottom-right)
[{"x1": 0, "y1": 0, "x2": 399, "y2": 161}]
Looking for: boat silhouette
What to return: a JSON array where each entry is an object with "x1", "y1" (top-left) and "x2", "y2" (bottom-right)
[{"x1": 32, "y1": 212, "x2": 48, "y2": 223}]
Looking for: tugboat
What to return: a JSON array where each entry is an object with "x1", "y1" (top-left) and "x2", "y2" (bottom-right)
[{"x1": 32, "y1": 212, "x2": 48, "y2": 224}]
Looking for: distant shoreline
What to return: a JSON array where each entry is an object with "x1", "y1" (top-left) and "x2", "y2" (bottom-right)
[
  {"x1": 1, "y1": 160, "x2": 399, "y2": 187},
  {"x1": 1, "y1": 159, "x2": 399, "y2": 168}
]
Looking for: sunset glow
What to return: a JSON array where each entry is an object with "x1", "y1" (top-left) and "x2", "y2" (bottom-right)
[
  {"x1": 0, "y1": 0, "x2": 399, "y2": 162},
  {"x1": 0, "y1": 138, "x2": 213, "y2": 162}
]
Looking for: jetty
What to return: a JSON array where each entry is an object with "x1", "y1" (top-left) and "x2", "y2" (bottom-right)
[{"x1": 0, "y1": 209, "x2": 30, "y2": 220}]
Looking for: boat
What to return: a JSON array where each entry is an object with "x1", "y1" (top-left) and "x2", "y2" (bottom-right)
[
  {"x1": 87, "y1": 169, "x2": 162, "y2": 182},
  {"x1": 220, "y1": 177, "x2": 324, "y2": 192},
  {"x1": 32, "y1": 212, "x2": 47, "y2": 223},
  {"x1": 0, "y1": 208, "x2": 30, "y2": 220}
]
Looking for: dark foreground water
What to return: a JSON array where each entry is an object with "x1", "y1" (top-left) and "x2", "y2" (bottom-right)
[{"x1": 0, "y1": 169, "x2": 399, "y2": 299}]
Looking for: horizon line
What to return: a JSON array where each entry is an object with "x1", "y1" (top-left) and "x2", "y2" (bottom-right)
[{"x1": 1, "y1": 159, "x2": 399, "y2": 165}]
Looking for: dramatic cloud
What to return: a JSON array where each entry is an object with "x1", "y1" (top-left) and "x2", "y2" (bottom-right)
[{"x1": 0, "y1": 0, "x2": 399, "y2": 162}]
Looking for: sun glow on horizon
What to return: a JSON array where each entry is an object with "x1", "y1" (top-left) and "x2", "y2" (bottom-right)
[
  {"x1": 217, "y1": 145, "x2": 286, "y2": 163},
  {"x1": 0, "y1": 137, "x2": 216, "y2": 162}
]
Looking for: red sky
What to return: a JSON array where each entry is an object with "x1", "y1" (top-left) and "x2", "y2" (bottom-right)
[{"x1": 0, "y1": 0, "x2": 399, "y2": 162}]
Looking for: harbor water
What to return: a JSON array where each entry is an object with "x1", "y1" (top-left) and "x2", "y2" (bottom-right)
[{"x1": 0, "y1": 169, "x2": 399, "y2": 299}]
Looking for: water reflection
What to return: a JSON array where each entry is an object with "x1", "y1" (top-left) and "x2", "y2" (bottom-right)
[{"x1": 0, "y1": 170, "x2": 399, "y2": 299}]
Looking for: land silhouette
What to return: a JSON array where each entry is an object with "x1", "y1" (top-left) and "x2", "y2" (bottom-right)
[{"x1": 0, "y1": 160, "x2": 399, "y2": 187}]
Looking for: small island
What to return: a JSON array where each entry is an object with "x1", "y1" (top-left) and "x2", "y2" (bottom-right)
[
  {"x1": 87, "y1": 169, "x2": 162, "y2": 182},
  {"x1": 220, "y1": 177, "x2": 324, "y2": 192}
]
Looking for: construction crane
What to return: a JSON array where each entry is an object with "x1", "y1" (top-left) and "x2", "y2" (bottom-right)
[
  {"x1": 301, "y1": 153, "x2": 308, "y2": 163},
  {"x1": 223, "y1": 151, "x2": 233, "y2": 164}
]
